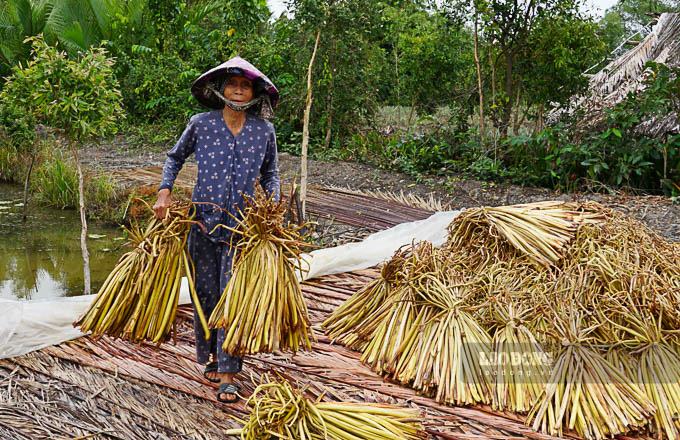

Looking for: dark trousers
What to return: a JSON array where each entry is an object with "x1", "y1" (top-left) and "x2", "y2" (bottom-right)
[{"x1": 188, "y1": 229, "x2": 242, "y2": 373}]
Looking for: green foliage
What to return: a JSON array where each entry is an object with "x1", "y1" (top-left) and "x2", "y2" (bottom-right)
[
  {"x1": 471, "y1": 62, "x2": 680, "y2": 192},
  {"x1": 381, "y1": 133, "x2": 456, "y2": 178},
  {"x1": 0, "y1": 139, "x2": 23, "y2": 183},
  {"x1": 117, "y1": 50, "x2": 202, "y2": 123},
  {"x1": 338, "y1": 61, "x2": 678, "y2": 195},
  {"x1": 113, "y1": 0, "x2": 272, "y2": 123},
  {"x1": 1, "y1": 36, "x2": 124, "y2": 142},
  {"x1": 383, "y1": 4, "x2": 475, "y2": 111},
  {"x1": 578, "y1": 62, "x2": 680, "y2": 189},
  {"x1": 0, "y1": 99, "x2": 37, "y2": 151},
  {"x1": 0, "y1": 0, "x2": 36, "y2": 77},
  {"x1": 0, "y1": 83, "x2": 38, "y2": 184},
  {"x1": 520, "y1": 15, "x2": 607, "y2": 106},
  {"x1": 465, "y1": 0, "x2": 591, "y2": 133},
  {"x1": 598, "y1": 9, "x2": 627, "y2": 51}
]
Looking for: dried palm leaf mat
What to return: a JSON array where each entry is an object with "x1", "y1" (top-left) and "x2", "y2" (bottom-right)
[
  {"x1": 75, "y1": 202, "x2": 209, "y2": 344},
  {"x1": 323, "y1": 201, "x2": 680, "y2": 439},
  {"x1": 209, "y1": 191, "x2": 313, "y2": 356},
  {"x1": 225, "y1": 375, "x2": 426, "y2": 439}
]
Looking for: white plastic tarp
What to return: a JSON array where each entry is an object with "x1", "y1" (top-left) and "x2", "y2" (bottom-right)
[
  {"x1": 0, "y1": 209, "x2": 461, "y2": 360},
  {"x1": 299, "y1": 210, "x2": 461, "y2": 280},
  {"x1": 0, "y1": 283, "x2": 192, "y2": 359}
]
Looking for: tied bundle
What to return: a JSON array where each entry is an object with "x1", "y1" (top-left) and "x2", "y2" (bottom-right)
[
  {"x1": 209, "y1": 191, "x2": 312, "y2": 356},
  {"x1": 75, "y1": 202, "x2": 209, "y2": 343},
  {"x1": 225, "y1": 376, "x2": 425, "y2": 440}
]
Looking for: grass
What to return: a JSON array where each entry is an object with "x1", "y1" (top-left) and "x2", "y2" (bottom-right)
[
  {"x1": 0, "y1": 137, "x2": 24, "y2": 183},
  {"x1": 34, "y1": 153, "x2": 79, "y2": 209}
]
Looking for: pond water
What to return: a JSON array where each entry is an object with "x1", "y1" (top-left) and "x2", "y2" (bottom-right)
[{"x1": 0, "y1": 183, "x2": 125, "y2": 300}]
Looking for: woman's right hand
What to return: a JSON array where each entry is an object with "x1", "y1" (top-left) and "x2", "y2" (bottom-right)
[{"x1": 153, "y1": 189, "x2": 172, "y2": 219}]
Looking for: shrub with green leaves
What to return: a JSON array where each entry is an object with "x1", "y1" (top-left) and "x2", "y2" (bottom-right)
[
  {"x1": 3, "y1": 36, "x2": 124, "y2": 141},
  {"x1": 0, "y1": 100, "x2": 37, "y2": 183}
]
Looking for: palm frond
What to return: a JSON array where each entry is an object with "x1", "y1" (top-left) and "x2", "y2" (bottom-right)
[
  {"x1": 13, "y1": 0, "x2": 32, "y2": 35},
  {"x1": 31, "y1": 0, "x2": 55, "y2": 35},
  {"x1": 59, "y1": 21, "x2": 88, "y2": 53},
  {"x1": 0, "y1": 0, "x2": 33, "y2": 66},
  {"x1": 125, "y1": 0, "x2": 147, "y2": 29},
  {"x1": 87, "y1": 0, "x2": 120, "y2": 40}
]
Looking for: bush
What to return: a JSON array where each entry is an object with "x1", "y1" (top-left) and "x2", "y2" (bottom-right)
[
  {"x1": 0, "y1": 99, "x2": 37, "y2": 184},
  {"x1": 117, "y1": 50, "x2": 202, "y2": 123}
]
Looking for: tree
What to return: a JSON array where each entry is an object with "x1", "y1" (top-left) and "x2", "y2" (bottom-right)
[
  {"x1": 1, "y1": 36, "x2": 124, "y2": 294},
  {"x1": 279, "y1": 0, "x2": 386, "y2": 145},
  {"x1": 472, "y1": 0, "x2": 583, "y2": 136},
  {"x1": 518, "y1": 14, "x2": 607, "y2": 128},
  {"x1": 598, "y1": 8, "x2": 627, "y2": 51},
  {"x1": 382, "y1": 2, "x2": 475, "y2": 113}
]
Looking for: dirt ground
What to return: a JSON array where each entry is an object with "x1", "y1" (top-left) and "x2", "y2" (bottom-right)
[{"x1": 86, "y1": 137, "x2": 680, "y2": 242}]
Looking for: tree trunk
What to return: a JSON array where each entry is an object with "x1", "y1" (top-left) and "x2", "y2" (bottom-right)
[
  {"x1": 489, "y1": 51, "x2": 497, "y2": 142},
  {"x1": 394, "y1": 29, "x2": 401, "y2": 124},
  {"x1": 324, "y1": 40, "x2": 337, "y2": 151},
  {"x1": 21, "y1": 153, "x2": 36, "y2": 222},
  {"x1": 324, "y1": 108, "x2": 333, "y2": 150},
  {"x1": 490, "y1": 51, "x2": 496, "y2": 109},
  {"x1": 501, "y1": 50, "x2": 514, "y2": 138},
  {"x1": 512, "y1": 83, "x2": 523, "y2": 135},
  {"x1": 70, "y1": 141, "x2": 91, "y2": 295},
  {"x1": 473, "y1": 15, "x2": 485, "y2": 142},
  {"x1": 534, "y1": 103, "x2": 544, "y2": 134},
  {"x1": 300, "y1": 30, "x2": 321, "y2": 219}
]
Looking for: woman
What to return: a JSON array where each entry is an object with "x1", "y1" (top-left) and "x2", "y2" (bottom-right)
[{"x1": 153, "y1": 57, "x2": 280, "y2": 403}]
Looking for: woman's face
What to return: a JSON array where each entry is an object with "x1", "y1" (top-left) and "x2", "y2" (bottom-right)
[{"x1": 223, "y1": 75, "x2": 254, "y2": 104}]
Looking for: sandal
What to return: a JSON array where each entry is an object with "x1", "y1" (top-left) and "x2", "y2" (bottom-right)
[
  {"x1": 203, "y1": 361, "x2": 220, "y2": 383},
  {"x1": 216, "y1": 383, "x2": 240, "y2": 404}
]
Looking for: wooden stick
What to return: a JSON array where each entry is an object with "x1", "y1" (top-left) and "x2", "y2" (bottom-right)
[{"x1": 300, "y1": 30, "x2": 321, "y2": 220}]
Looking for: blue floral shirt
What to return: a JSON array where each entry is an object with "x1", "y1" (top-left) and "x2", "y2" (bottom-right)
[{"x1": 160, "y1": 110, "x2": 280, "y2": 242}]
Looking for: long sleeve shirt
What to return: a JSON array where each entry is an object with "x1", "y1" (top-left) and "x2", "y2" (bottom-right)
[{"x1": 160, "y1": 110, "x2": 280, "y2": 242}]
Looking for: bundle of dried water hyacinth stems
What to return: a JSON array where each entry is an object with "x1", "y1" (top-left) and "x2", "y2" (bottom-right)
[{"x1": 75, "y1": 201, "x2": 209, "y2": 344}]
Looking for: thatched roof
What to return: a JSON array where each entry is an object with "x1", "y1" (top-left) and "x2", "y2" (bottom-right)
[{"x1": 551, "y1": 13, "x2": 680, "y2": 137}]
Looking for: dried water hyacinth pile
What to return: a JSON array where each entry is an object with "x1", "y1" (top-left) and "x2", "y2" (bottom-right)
[
  {"x1": 225, "y1": 376, "x2": 425, "y2": 440},
  {"x1": 325, "y1": 201, "x2": 680, "y2": 440},
  {"x1": 75, "y1": 202, "x2": 209, "y2": 344},
  {"x1": 209, "y1": 191, "x2": 312, "y2": 356}
]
